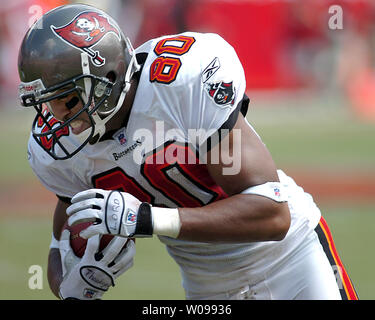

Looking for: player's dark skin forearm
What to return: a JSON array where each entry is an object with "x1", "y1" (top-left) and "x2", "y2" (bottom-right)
[
  {"x1": 48, "y1": 199, "x2": 70, "y2": 299},
  {"x1": 48, "y1": 248, "x2": 63, "y2": 299},
  {"x1": 178, "y1": 113, "x2": 291, "y2": 242},
  {"x1": 178, "y1": 195, "x2": 290, "y2": 242}
]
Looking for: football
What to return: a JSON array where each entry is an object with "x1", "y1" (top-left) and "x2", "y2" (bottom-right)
[{"x1": 63, "y1": 221, "x2": 133, "y2": 258}]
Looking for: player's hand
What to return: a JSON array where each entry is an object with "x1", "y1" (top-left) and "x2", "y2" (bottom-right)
[
  {"x1": 58, "y1": 229, "x2": 136, "y2": 300},
  {"x1": 66, "y1": 189, "x2": 153, "y2": 239}
]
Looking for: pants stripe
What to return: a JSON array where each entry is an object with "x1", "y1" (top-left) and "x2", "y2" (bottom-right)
[{"x1": 315, "y1": 216, "x2": 358, "y2": 300}]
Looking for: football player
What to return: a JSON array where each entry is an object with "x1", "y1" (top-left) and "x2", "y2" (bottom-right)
[{"x1": 18, "y1": 4, "x2": 358, "y2": 300}]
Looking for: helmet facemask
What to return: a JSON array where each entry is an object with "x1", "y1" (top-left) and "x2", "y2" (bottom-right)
[{"x1": 19, "y1": 71, "x2": 114, "y2": 160}]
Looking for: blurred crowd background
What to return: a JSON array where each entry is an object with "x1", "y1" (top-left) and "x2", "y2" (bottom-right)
[{"x1": 0, "y1": 0, "x2": 375, "y2": 121}]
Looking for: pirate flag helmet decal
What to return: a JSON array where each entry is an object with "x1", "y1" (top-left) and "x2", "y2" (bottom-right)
[
  {"x1": 18, "y1": 4, "x2": 140, "y2": 160},
  {"x1": 51, "y1": 11, "x2": 121, "y2": 67}
]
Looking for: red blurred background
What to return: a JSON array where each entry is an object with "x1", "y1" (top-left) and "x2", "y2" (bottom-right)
[{"x1": 2, "y1": 0, "x2": 375, "y2": 120}]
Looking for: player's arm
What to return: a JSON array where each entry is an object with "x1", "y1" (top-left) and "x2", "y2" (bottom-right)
[
  {"x1": 67, "y1": 113, "x2": 290, "y2": 243},
  {"x1": 177, "y1": 113, "x2": 291, "y2": 242},
  {"x1": 48, "y1": 199, "x2": 69, "y2": 298}
]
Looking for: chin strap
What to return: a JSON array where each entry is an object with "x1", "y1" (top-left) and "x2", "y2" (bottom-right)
[
  {"x1": 76, "y1": 41, "x2": 140, "y2": 144},
  {"x1": 71, "y1": 53, "x2": 99, "y2": 144},
  {"x1": 81, "y1": 52, "x2": 91, "y2": 98},
  {"x1": 123, "y1": 37, "x2": 141, "y2": 91}
]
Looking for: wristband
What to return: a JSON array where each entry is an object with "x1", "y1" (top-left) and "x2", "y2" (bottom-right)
[
  {"x1": 50, "y1": 233, "x2": 60, "y2": 249},
  {"x1": 151, "y1": 207, "x2": 181, "y2": 238},
  {"x1": 133, "y1": 202, "x2": 153, "y2": 236}
]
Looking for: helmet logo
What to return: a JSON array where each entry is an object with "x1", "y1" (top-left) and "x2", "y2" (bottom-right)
[{"x1": 51, "y1": 11, "x2": 121, "y2": 66}]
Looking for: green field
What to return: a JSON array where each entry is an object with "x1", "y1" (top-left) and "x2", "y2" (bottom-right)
[
  {"x1": 0, "y1": 216, "x2": 185, "y2": 300},
  {"x1": 0, "y1": 93, "x2": 374, "y2": 299},
  {"x1": 0, "y1": 204, "x2": 373, "y2": 300},
  {"x1": 250, "y1": 93, "x2": 375, "y2": 170}
]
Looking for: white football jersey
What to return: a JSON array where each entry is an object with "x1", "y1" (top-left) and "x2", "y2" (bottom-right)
[{"x1": 28, "y1": 32, "x2": 321, "y2": 297}]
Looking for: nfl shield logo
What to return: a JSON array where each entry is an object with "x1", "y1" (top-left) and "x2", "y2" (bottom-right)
[
  {"x1": 117, "y1": 133, "x2": 126, "y2": 145},
  {"x1": 83, "y1": 288, "x2": 97, "y2": 299},
  {"x1": 125, "y1": 210, "x2": 137, "y2": 225},
  {"x1": 274, "y1": 188, "x2": 281, "y2": 197},
  {"x1": 113, "y1": 128, "x2": 127, "y2": 145}
]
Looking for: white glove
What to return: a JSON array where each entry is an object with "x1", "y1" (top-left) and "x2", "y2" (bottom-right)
[
  {"x1": 66, "y1": 189, "x2": 153, "y2": 239},
  {"x1": 58, "y1": 229, "x2": 135, "y2": 300},
  {"x1": 59, "y1": 230, "x2": 80, "y2": 277}
]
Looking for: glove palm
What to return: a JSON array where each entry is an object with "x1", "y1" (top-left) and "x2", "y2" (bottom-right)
[{"x1": 59, "y1": 229, "x2": 135, "y2": 300}]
